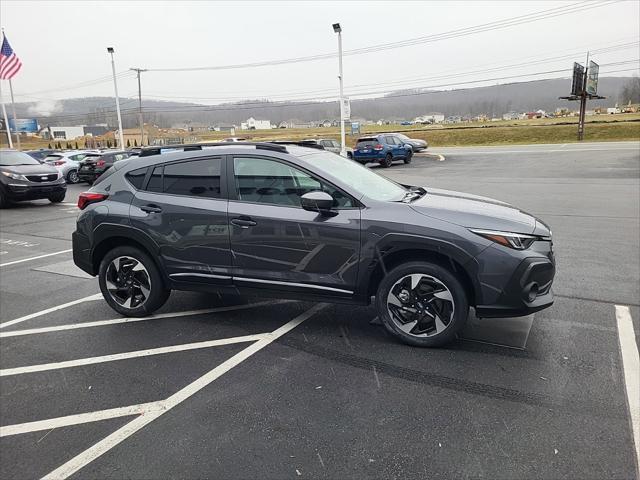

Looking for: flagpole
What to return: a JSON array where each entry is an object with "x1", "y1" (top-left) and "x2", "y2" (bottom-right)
[
  {"x1": 1, "y1": 83, "x2": 13, "y2": 148},
  {"x1": 7, "y1": 78, "x2": 20, "y2": 150}
]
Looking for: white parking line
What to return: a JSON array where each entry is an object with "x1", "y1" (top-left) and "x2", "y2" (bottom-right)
[
  {"x1": 615, "y1": 305, "x2": 640, "y2": 477},
  {"x1": 0, "y1": 249, "x2": 73, "y2": 268},
  {"x1": 1, "y1": 401, "x2": 164, "y2": 437},
  {"x1": 42, "y1": 303, "x2": 326, "y2": 480},
  {"x1": 0, "y1": 300, "x2": 284, "y2": 338},
  {"x1": 0, "y1": 334, "x2": 267, "y2": 377},
  {"x1": 0, "y1": 293, "x2": 102, "y2": 329}
]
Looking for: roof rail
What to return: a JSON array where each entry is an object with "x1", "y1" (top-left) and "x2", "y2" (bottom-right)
[
  {"x1": 138, "y1": 142, "x2": 288, "y2": 158},
  {"x1": 269, "y1": 140, "x2": 325, "y2": 150}
]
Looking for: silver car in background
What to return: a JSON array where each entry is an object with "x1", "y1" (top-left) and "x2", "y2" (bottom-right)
[
  {"x1": 43, "y1": 150, "x2": 98, "y2": 184},
  {"x1": 304, "y1": 138, "x2": 354, "y2": 158}
]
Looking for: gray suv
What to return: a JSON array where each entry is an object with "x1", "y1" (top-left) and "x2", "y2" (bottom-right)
[{"x1": 72, "y1": 143, "x2": 555, "y2": 347}]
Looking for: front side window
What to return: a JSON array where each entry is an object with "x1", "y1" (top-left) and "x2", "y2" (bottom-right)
[
  {"x1": 163, "y1": 158, "x2": 222, "y2": 198},
  {"x1": 233, "y1": 156, "x2": 353, "y2": 208},
  {"x1": 385, "y1": 136, "x2": 397, "y2": 145}
]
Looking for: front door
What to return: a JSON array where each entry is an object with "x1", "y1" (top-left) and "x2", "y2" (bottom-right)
[
  {"x1": 129, "y1": 156, "x2": 232, "y2": 284},
  {"x1": 227, "y1": 155, "x2": 361, "y2": 296}
]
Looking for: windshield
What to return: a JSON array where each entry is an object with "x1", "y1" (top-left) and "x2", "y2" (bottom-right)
[
  {"x1": 303, "y1": 151, "x2": 407, "y2": 201},
  {"x1": 0, "y1": 151, "x2": 41, "y2": 166},
  {"x1": 395, "y1": 133, "x2": 409, "y2": 140}
]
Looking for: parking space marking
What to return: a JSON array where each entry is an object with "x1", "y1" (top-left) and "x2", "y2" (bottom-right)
[
  {"x1": 0, "y1": 334, "x2": 267, "y2": 377},
  {"x1": 0, "y1": 294, "x2": 102, "y2": 329},
  {"x1": 1, "y1": 402, "x2": 164, "y2": 438},
  {"x1": 0, "y1": 249, "x2": 73, "y2": 268},
  {"x1": 615, "y1": 305, "x2": 640, "y2": 475},
  {"x1": 0, "y1": 300, "x2": 284, "y2": 338},
  {"x1": 42, "y1": 303, "x2": 326, "y2": 480}
]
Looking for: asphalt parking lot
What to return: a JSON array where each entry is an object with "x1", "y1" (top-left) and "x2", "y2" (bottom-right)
[{"x1": 1, "y1": 141, "x2": 639, "y2": 479}]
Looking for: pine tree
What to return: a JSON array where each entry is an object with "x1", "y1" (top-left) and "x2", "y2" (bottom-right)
[
  {"x1": 127, "y1": 139, "x2": 131, "y2": 148},
  {"x1": 134, "y1": 139, "x2": 138, "y2": 147},
  {"x1": 48, "y1": 143, "x2": 52, "y2": 149},
  {"x1": 75, "y1": 141, "x2": 79, "y2": 149}
]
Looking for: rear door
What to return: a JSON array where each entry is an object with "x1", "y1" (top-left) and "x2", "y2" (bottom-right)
[
  {"x1": 227, "y1": 154, "x2": 361, "y2": 296},
  {"x1": 129, "y1": 156, "x2": 232, "y2": 283},
  {"x1": 355, "y1": 137, "x2": 381, "y2": 160},
  {"x1": 384, "y1": 136, "x2": 401, "y2": 157}
]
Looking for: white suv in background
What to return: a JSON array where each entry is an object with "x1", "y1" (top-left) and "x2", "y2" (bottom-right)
[{"x1": 43, "y1": 150, "x2": 98, "y2": 184}]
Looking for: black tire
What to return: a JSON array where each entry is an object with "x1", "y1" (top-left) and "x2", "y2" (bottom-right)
[
  {"x1": 48, "y1": 191, "x2": 66, "y2": 203},
  {"x1": 98, "y1": 245, "x2": 170, "y2": 317},
  {"x1": 347, "y1": 151, "x2": 353, "y2": 159},
  {"x1": 404, "y1": 151, "x2": 413, "y2": 164},
  {"x1": 66, "y1": 169, "x2": 79, "y2": 184},
  {"x1": 0, "y1": 189, "x2": 9, "y2": 209},
  {"x1": 375, "y1": 261, "x2": 469, "y2": 347},
  {"x1": 381, "y1": 153, "x2": 393, "y2": 168}
]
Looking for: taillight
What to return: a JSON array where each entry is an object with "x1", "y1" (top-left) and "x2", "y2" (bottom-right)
[
  {"x1": 373, "y1": 144, "x2": 384, "y2": 151},
  {"x1": 77, "y1": 192, "x2": 108, "y2": 210},
  {"x1": 53, "y1": 160, "x2": 66, "y2": 166},
  {"x1": 96, "y1": 160, "x2": 105, "y2": 167}
]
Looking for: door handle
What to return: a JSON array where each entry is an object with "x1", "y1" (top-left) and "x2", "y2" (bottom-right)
[
  {"x1": 231, "y1": 216, "x2": 257, "y2": 228},
  {"x1": 140, "y1": 204, "x2": 162, "y2": 214}
]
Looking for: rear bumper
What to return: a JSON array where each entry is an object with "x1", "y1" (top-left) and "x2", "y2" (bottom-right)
[
  {"x1": 72, "y1": 230, "x2": 96, "y2": 275},
  {"x1": 475, "y1": 256, "x2": 555, "y2": 318},
  {"x1": 353, "y1": 152, "x2": 385, "y2": 163},
  {"x1": 3, "y1": 182, "x2": 66, "y2": 201},
  {"x1": 78, "y1": 168, "x2": 105, "y2": 182}
]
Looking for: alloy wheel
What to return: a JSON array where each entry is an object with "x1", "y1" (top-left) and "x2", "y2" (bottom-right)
[
  {"x1": 105, "y1": 256, "x2": 151, "y2": 309},
  {"x1": 386, "y1": 274, "x2": 455, "y2": 337},
  {"x1": 68, "y1": 170, "x2": 79, "y2": 184}
]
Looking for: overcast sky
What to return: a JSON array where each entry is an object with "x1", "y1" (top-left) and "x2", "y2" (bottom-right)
[{"x1": 1, "y1": 0, "x2": 638, "y2": 112}]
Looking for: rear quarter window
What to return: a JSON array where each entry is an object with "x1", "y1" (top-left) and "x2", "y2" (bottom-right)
[
  {"x1": 125, "y1": 167, "x2": 148, "y2": 189},
  {"x1": 356, "y1": 138, "x2": 379, "y2": 147}
]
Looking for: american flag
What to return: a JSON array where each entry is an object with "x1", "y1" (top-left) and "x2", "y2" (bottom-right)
[{"x1": 0, "y1": 35, "x2": 22, "y2": 80}]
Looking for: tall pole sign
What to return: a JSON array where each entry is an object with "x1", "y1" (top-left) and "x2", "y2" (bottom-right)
[{"x1": 560, "y1": 54, "x2": 604, "y2": 141}]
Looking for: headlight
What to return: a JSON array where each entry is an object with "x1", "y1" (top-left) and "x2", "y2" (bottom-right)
[
  {"x1": 1, "y1": 171, "x2": 27, "y2": 181},
  {"x1": 470, "y1": 228, "x2": 541, "y2": 250}
]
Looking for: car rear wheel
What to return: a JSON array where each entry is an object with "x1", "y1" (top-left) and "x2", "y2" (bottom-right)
[
  {"x1": 67, "y1": 169, "x2": 79, "y2": 184},
  {"x1": 381, "y1": 153, "x2": 393, "y2": 168},
  {"x1": 375, "y1": 261, "x2": 469, "y2": 347},
  {"x1": 98, "y1": 246, "x2": 170, "y2": 317},
  {"x1": 404, "y1": 151, "x2": 413, "y2": 164},
  {"x1": 48, "y1": 192, "x2": 66, "y2": 203}
]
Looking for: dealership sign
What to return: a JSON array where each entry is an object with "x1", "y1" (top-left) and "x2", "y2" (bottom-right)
[{"x1": 8, "y1": 118, "x2": 38, "y2": 133}]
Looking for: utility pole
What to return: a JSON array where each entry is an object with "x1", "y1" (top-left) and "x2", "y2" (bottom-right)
[
  {"x1": 333, "y1": 23, "x2": 347, "y2": 157},
  {"x1": 107, "y1": 47, "x2": 125, "y2": 149},
  {"x1": 130, "y1": 68, "x2": 146, "y2": 146}
]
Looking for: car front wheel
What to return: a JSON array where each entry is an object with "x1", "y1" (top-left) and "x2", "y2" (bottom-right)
[
  {"x1": 375, "y1": 261, "x2": 469, "y2": 347},
  {"x1": 404, "y1": 151, "x2": 413, "y2": 164},
  {"x1": 48, "y1": 191, "x2": 66, "y2": 203},
  {"x1": 98, "y1": 246, "x2": 170, "y2": 317}
]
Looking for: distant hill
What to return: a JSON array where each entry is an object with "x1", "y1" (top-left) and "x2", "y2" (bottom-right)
[{"x1": 11, "y1": 76, "x2": 636, "y2": 129}]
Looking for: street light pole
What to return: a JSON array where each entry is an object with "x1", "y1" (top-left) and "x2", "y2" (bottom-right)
[
  {"x1": 107, "y1": 47, "x2": 125, "y2": 149},
  {"x1": 131, "y1": 68, "x2": 147, "y2": 146},
  {"x1": 333, "y1": 23, "x2": 347, "y2": 157}
]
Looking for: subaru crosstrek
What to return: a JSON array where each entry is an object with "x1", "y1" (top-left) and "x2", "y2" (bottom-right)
[
  {"x1": 72, "y1": 142, "x2": 555, "y2": 347},
  {"x1": 353, "y1": 134, "x2": 413, "y2": 167}
]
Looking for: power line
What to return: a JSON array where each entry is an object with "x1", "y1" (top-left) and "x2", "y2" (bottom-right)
[{"x1": 143, "y1": 1, "x2": 618, "y2": 72}]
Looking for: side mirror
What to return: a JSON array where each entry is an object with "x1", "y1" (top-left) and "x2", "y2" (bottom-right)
[{"x1": 301, "y1": 191, "x2": 335, "y2": 216}]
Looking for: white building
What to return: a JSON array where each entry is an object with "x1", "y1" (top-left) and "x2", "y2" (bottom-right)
[
  {"x1": 414, "y1": 113, "x2": 445, "y2": 124},
  {"x1": 48, "y1": 126, "x2": 86, "y2": 140},
  {"x1": 240, "y1": 117, "x2": 272, "y2": 130}
]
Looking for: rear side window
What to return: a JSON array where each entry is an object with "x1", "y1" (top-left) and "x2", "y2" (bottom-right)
[
  {"x1": 147, "y1": 166, "x2": 163, "y2": 192},
  {"x1": 163, "y1": 158, "x2": 222, "y2": 198},
  {"x1": 125, "y1": 167, "x2": 147, "y2": 189}
]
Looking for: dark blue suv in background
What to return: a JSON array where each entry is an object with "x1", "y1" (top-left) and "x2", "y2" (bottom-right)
[{"x1": 353, "y1": 134, "x2": 413, "y2": 167}]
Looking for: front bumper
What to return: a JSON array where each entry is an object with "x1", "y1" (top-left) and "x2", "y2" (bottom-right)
[
  {"x1": 475, "y1": 254, "x2": 555, "y2": 318},
  {"x1": 2, "y1": 182, "x2": 66, "y2": 201}
]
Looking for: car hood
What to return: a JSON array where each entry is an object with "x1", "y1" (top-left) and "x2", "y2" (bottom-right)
[
  {"x1": 409, "y1": 187, "x2": 538, "y2": 234},
  {"x1": 0, "y1": 164, "x2": 59, "y2": 175}
]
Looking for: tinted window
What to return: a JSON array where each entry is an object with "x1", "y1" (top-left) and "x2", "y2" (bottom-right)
[
  {"x1": 147, "y1": 166, "x2": 163, "y2": 192},
  {"x1": 125, "y1": 167, "x2": 147, "y2": 189},
  {"x1": 163, "y1": 158, "x2": 222, "y2": 198},
  {"x1": 233, "y1": 156, "x2": 353, "y2": 208},
  {"x1": 356, "y1": 138, "x2": 379, "y2": 148},
  {"x1": 385, "y1": 136, "x2": 396, "y2": 145}
]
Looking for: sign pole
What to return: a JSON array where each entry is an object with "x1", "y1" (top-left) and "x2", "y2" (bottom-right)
[
  {"x1": 1, "y1": 93, "x2": 13, "y2": 148},
  {"x1": 577, "y1": 52, "x2": 589, "y2": 141},
  {"x1": 7, "y1": 78, "x2": 20, "y2": 150}
]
